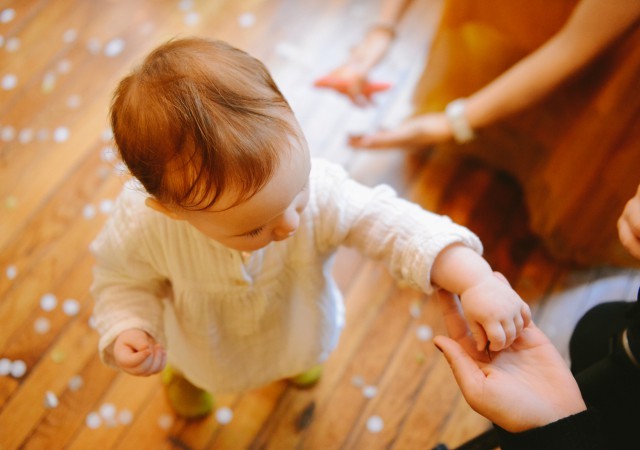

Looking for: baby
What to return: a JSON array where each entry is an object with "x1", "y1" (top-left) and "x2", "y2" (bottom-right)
[{"x1": 91, "y1": 37, "x2": 530, "y2": 418}]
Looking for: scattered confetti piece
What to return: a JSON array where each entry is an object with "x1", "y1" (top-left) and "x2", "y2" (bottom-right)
[
  {"x1": 118, "y1": 409, "x2": 133, "y2": 425},
  {"x1": 184, "y1": 11, "x2": 200, "y2": 26},
  {"x1": 18, "y1": 128, "x2": 34, "y2": 143},
  {"x1": 178, "y1": 0, "x2": 194, "y2": 11},
  {"x1": 5, "y1": 37, "x2": 20, "y2": 52},
  {"x1": 416, "y1": 324, "x2": 433, "y2": 342},
  {"x1": 366, "y1": 415, "x2": 384, "y2": 433},
  {"x1": 63, "y1": 29, "x2": 78, "y2": 43},
  {"x1": 10, "y1": 359, "x2": 27, "y2": 378},
  {"x1": 88, "y1": 316, "x2": 97, "y2": 329},
  {"x1": 101, "y1": 146, "x2": 116, "y2": 162},
  {"x1": 51, "y1": 349, "x2": 66, "y2": 363},
  {"x1": 68, "y1": 375, "x2": 84, "y2": 391},
  {"x1": 37, "y1": 128, "x2": 50, "y2": 141},
  {"x1": 215, "y1": 406, "x2": 233, "y2": 424},
  {"x1": 86, "y1": 38, "x2": 102, "y2": 54},
  {"x1": 44, "y1": 391, "x2": 59, "y2": 408},
  {"x1": 6, "y1": 265, "x2": 17, "y2": 279},
  {"x1": 57, "y1": 59, "x2": 72, "y2": 74},
  {"x1": 62, "y1": 299, "x2": 80, "y2": 316},
  {"x1": 1, "y1": 125, "x2": 15, "y2": 141},
  {"x1": 2, "y1": 73, "x2": 18, "y2": 90},
  {"x1": 34, "y1": 317, "x2": 51, "y2": 334},
  {"x1": 238, "y1": 13, "x2": 256, "y2": 28},
  {"x1": 362, "y1": 385, "x2": 378, "y2": 399},
  {"x1": 41, "y1": 72, "x2": 57, "y2": 92},
  {"x1": 0, "y1": 8, "x2": 16, "y2": 23},
  {"x1": 0, "y1": 358, "x2": 11, "y2": 375},
  {"x1": 40, "y1": 293, "x2": 57, "y2": 311},
  {"x1": 83, "y1": 204, "x2": 97, "y2": 219},
  {"x1": 67, "y1": 94, "x2": 81, "y2": 109},
  {"x1": 104, "y1": 38, "x2": 125, "y2": 57},
  {"x1": 86, "y1": 412, "x2": 102, "y2": 429},
  {"x1": 157, "y1": 414, "x2": 174, "y2": 430},
  {"x1": 100, "y1": 403, "x2": 117, "y2": 420},
  {"x1": 351, "y1": 375, "x2": 364, "y2": 387},
  {"x1": 99, "y1": 199, "x2": 114, "y2": 214},
  {"x1": 101, "y1": 128, "x2": 113, "y2": 142},
  {"x1": 5, "y1": 196, "x2": 18, "y2": 209},
  {"x1": 409, "y1": 301, "x2": 422, "y2": 318},
  {"x1": 53, "y1": 126, "x2": 70, "y2": 142}
]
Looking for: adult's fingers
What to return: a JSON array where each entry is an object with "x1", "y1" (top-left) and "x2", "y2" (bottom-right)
[{"x1": 434, "y1": 335, "x2": 483, "y2": 400}]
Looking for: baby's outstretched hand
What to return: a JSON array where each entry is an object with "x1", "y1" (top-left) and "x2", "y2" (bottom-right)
[
  {"x1": 459, "y1": 272, "x2": 532, "y2": 352},
  {"x1": 114, "y1": 329, "x2": 166, "y2": 376}
]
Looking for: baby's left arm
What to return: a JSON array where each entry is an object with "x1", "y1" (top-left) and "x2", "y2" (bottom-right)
[{"x1": 431, "y1": 244, "x2": 531, "y2": 352}]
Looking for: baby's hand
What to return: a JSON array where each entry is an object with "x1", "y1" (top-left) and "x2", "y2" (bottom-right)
[
  {"x1": 459, "y1": 272, "x2": 532, "y2": 352},
  {"x1": 113, "y1": 329, "x2": 166, "y2": 376}
]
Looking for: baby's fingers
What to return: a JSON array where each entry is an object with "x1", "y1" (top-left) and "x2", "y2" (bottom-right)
[
  {"x1": 483, "y1": 322, "x2": 508, "y2": 352},
  {"x1": 468, "y1": 321, "x2": 488, "y2": 353}
]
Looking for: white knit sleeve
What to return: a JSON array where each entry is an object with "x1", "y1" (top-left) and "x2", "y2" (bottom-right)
[{"x1": 311, "y1": 159, "x2": 483, "y2": 294}]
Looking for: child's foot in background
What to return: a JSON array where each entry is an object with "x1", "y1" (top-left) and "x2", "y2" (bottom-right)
[
  {"x1": 162, "y1": 365, "x2": 214, "y2": 419},
  {"x1": 288, "y1": 365, "x2": 323, "y2": 388}
]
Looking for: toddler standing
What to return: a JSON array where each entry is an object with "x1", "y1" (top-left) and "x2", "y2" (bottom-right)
[{"x1": 91, "y1": 37, "x2": 530, "y2": 418}]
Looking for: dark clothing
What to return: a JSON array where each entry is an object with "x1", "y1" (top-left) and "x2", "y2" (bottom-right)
[{"x1": 494, "y1": 409, "x2": 604, "y2": 450}]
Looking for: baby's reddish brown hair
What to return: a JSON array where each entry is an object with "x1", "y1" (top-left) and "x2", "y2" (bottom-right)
[{"x1": 110, "y1": 37, "x2": 296, "y2": 210}]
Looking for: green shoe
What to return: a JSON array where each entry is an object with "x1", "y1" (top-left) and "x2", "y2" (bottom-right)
[
  {"x1": 162, "y1": 366, "x2": 214, "y2": 419},
  {"x1": 288, "y1": 365, "x2": 323, "y2": 388}
]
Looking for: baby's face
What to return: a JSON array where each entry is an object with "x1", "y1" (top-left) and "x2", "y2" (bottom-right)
[{"x1": 159, "y1": 140, "x2": 311, "y2": 252}]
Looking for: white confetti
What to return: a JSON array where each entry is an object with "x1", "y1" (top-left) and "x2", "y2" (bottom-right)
[
  {"x1": 1, "y1": 125, "x2": 15, "y2": 141},
  {"x1": 37, "y1": 128, "x2": 50, "y2": 141},
  {"x1": 184, "y1": 11, "x2": 200, "y2": 26},
  {"x1": 409, "y1": 302, "x2": 422, "y2": 318},
  {"x1": 118, "y1": 409, "x2": 133, "y2": 425},
  {"x1": 0, "y1": 8, "x2": 16, "y2": 23},
  {"x1": 34, "y1": 317, "x2": 51, "y2": 334},
  {"x1": 86, "y1": 38, "x2": 102, "y2": 54},
  {"x1": 41, "y1": 72, "x2": 56, "y2": 92},
  {"x1": 68, "y1": 375, "x2": 84, "y2": 391},
  {"x1": 18, "y1": 128, "x2": 34, "y2": 143},
  {"x1": 63, "y1": 29, "x2": 78, "y2": 43},
  {"x1": 88, "y1": 315, "x2": 97, "y2": 329},
  {"x1": 86, "y1": 412, "x2": 102, "y2": 429},
  {"x1": 57, "y1": 59, "x2": 72, "y2": 74},
  {"x1": 53, "y1": 126, "x2": 70, "y2": 142},
  {"x1": 62, "y1": 299, "x2": 80, "y2": 316},
  {"x1": 362, "y1": 385, "x2": 378, "y2": 399},
  {"x1": 101, "y1": 146, "x2": 116, "y2": 162},
  {"x1": 1, "y1": 73, "x2": 17, "y2": 90},
  {"x1": 178, "y1": 0, "x2": 194, "y2": 11},
  {"x1": 67, "y1": 94, "x2": 81, "y2": 109},
  {"x1": 6, "y1": 265, "x2": 17, "y2": 280},
  {"x1": 5, "y1": 37, "x2": 20, "y2": 52},
  {"x1": 100, "y1": 403, "x2": 117, "y2": 420},
  {"x1": 40, "y1": 293, "x2": 57, "y2": 311},
  {"x1": 215, "y1": 406, "x2": 233, "y2": 424},
  {"x1": 99, "y1": 199, "x2": 114, "y2": 214},
  {"x1": 157, "y1": 414, "x2": 174, "y2": 430},
  {"x1": 44, "y1": 391, "x2": 59, "y2": 408},
  {"x1": 82, "y1": 204, "x2": 97, "y2": 219},
  {"x1": 10, "y1": 359, "x2": 27, "y2": 378},
  {"x1": 238, "y1": 13, "x2": 256, "y2": 28},
  {"x1": 114, "y1": 161, "x2": 128, "y2": 176},
  {"x1": 351, "y1": 375, "x2": 364, "y2": 387},
  {"x1": 416, "y1": 324, "x2": 433, "y2": 342},
  {"x1": 366, "y1": 415, "x2": 384, "y2": 433},
  {"x1": 0, "y1": 358, "x2": 11, "y2": 375},
  {"x1": 104, "y1": 38, "x2": 125, "y2": 57},
  {"x1": 101, "y1": 128, "x2": 113, "y2": 142}
]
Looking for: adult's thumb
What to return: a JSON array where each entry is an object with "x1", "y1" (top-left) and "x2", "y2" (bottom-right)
[{"x1": 434, "y1": 335, "x2": 481, "y2": 396}]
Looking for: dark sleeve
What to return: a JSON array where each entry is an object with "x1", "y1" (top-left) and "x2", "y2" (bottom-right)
[{"x1": 494, "y1": 409, "x2": 606, "y2": 450}]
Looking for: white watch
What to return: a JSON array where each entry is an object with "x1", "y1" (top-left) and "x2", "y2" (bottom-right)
[{"x1": 445, "y1": 98, "x2": 475, "y2": 144}]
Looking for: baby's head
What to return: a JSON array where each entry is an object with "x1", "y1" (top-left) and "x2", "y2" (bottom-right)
[{"x1": 111, "y1": 37, "x2": 311, "y2": 251}]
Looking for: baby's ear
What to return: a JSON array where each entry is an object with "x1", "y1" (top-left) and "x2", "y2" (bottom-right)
[{"x1": 144, "y1": 197, "x2": 183, "y2": 220}]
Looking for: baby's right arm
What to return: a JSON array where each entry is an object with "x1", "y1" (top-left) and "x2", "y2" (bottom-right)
[{"x1": 113, "y1": 329, "x2": 167, "y2": 376}]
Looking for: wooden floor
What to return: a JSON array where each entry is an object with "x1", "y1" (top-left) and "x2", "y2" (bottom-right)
[{"x1": 1, "y1": 0, "x2": 639, "y2": 449}]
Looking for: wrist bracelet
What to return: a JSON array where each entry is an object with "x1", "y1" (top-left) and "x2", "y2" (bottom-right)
[
  {"x1": 368, "y1": 21, "x2": 397, "y2": 39},
  {"x1": 445, "y1": 98, "x2": 476, "y2": 144}
]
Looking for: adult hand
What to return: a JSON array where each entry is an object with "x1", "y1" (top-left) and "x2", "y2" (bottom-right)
[
  {"x1": 434, "y1": 289, "x2": 586, "y2": 433},
  {"x1": 617, "y1": 183, "x2": 640, "y2": 260},
  {"x1": 114, "y1": 328, "x2": 167, "y2": 376},
  {"x1": 314, "y1": 68, "x2": 391, "y2": 107},
  {"x1": 348, "y1": 113, "x2": 452, "y2": 150}
]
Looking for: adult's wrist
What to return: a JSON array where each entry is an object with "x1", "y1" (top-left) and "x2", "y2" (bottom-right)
[{"x1": 445, "y1": 98, "x2": 476, "y2": 144}]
